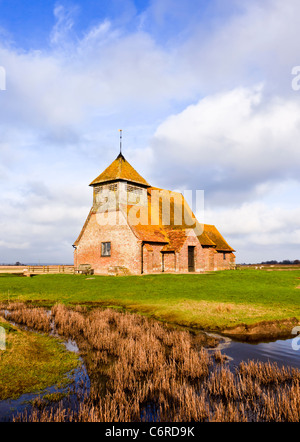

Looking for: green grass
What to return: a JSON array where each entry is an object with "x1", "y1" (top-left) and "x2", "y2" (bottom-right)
[
  {"x1": 0, "y1": 269, "x2": 300, "y2": 330},
  {"x1": 0, "y1": 317, "x2": 80, "y2": 400}
]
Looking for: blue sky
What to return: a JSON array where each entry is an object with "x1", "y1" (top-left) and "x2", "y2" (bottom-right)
[
  {"x1": 0, "y1": 0, "x2": 239, "y2": 49},
  {"x1": 0, "y1": 0, "x2": 300, "y2": 264}
]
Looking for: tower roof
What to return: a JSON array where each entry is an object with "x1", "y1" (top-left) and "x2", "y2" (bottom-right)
[{"x1": 89, "y1": 153, "x2": 150, "y2": 187}]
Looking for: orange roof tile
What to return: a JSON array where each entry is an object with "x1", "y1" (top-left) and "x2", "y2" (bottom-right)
[
  {"x1": 75, "y1": 160, "x2": 235, "y2": 254},
  {"x1": 125, "y1": 203, "x2": 169, "y2": 243},
  {"x1": 89, "y1": 153, "x2": 150, "y2": 187},
  {"x1": 161, "y1": 230, "x2": 187, "y2": 252},
  {"x1": 200, "y1": 224, "x2": 235, "y2": 252},
  {"x1": 145, "y1": 187, "x2": 215, "y2": 247},
  {"x1": 123, "y1": 188, "x2": 218, "y2": 250}
]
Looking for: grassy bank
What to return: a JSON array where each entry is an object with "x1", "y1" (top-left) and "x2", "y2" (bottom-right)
[
  {"x1": 0, "y1": 269, "x2": 300, "y2": 332},
  {"x1": 0, "y1": 316, "x2": 79, "y2": 400}
]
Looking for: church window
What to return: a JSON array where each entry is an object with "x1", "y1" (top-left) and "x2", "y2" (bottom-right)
[
  {"x1": 101, "y1": 242, "x2": 111, "y2": 257},
  {"x1": 126, "y1": 184, "x2": 143, "y2": 195},
  {"x1": 108, "y1": 183, "x2": 118, "y2": 192}
]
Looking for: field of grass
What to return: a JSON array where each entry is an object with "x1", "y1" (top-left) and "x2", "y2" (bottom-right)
[
  {"x1": 0, "y1": 269, "x2": 300, "y2": 331},
  {"x1": 0, "y1": 316, "x2": 79, "y2": 400}
]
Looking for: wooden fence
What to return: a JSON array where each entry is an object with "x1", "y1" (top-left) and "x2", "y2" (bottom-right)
[{"x1": 0, "y1": 265, "x2": 75, "y2": 275}]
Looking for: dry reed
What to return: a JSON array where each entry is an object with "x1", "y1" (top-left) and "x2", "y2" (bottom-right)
[
  {"x1": 1, "y1": 303, "x2": 51, "y2": 333},
  {"x1": 0, "y1": 303, "x2": 299, "y2": 422}
]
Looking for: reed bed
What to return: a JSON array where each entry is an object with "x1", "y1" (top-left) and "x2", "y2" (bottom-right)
[
  {"x1": 0, "y1": 302, "x2": 51, "y2": 333},
  {"x1": 0, "y1": 302, "x2": 299, "y2": 422}
]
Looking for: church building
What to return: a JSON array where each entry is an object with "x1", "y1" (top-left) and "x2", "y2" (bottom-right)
[{"x1": 73, "y1": 152, "x2": 235, "y2": 275}]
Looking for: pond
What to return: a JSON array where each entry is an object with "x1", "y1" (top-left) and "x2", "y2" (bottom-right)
[{"x1": 222, "y1": 336, "x2": 300, "y2": 370}]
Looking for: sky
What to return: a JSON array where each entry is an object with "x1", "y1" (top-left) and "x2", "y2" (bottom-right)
[{"x1": 0, "y1": 0, "x2": 300, "y2": 264}]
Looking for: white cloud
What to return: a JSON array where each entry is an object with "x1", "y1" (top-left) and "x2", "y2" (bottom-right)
[
  {"x1": 50, "y1": 4, "x2": 79, "y2": 47},
  {"x1": 204, "y1": 201, "x2": 300, "y2": 238},
  {"x1": 1, "y1": 0, "x2": 300, "y2": 263},
  {"x1": 0, "y1": 179, "x2": 90, "y2": 263},
  {"x1": 0, "y1": 16, "x2": 195, "y2": 134},
  {"x1": 201, "y1": 191, "x2": 300, "y2": 262},
  {"x1": 151, "y1": 85, "x2": 300, "y2": 195},
  {"x1": 0, "y1": 240, "x2": 30, "y2": 250},
  {"x1": 180, "y1": 0, "x2": 300, "y2": 95}
]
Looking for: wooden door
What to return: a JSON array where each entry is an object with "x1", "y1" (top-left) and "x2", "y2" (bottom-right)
[{"x1": 188, "y1": 246, "x2": 195, "y2": 272}]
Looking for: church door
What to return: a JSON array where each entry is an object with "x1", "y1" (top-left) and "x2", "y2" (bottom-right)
[{"x1": 188, "y1": 246, "x2": 195, "y2": 272}]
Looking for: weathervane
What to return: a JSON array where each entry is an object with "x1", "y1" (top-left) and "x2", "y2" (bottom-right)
[{"x1": 119, "y1": 129, "x2": 122, "y2": 155}]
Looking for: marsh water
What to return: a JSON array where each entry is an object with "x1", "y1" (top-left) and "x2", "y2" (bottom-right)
[
  {"x1": 215, "y1": 335, "x2": 300, "y2": 370},
  {"x1": 1, "y1": 317, "x2": 300, "y2": 421}
]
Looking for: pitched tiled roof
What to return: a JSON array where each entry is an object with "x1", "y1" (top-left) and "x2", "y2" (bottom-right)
[
  {"x1": 125, "y1": 190, "x2": 235, "y2": 252},
  {"x1": 145, "y1": 187, "x2": 215, "y2": 248},
  {"x1": 200, "y1": 224, "x2": 235, "y2": 252},
  {"x1": 125, "y1": 187, "x2": 216, "y2": 250},
  {"x1": 161, "y1": 230, "x2": 187, "y2": 251},
  {"x1": 75, "y1": 161, "x2": 235, "y2": 254},
  {"x1": 198, "y1": 229, "x2": 217, "y2": 247},
  {"x1": 125, "y1": 187, "x2": 190, "y2": 247},
  {"x1": 89, "y1": 153, "x2": 150, "y2": 187},
  {"x1": 126, "y1": 203, "x2": 169, "y2": 243},
  {"x1": 147, "y1": 187, "x2": 199, "y2": 230}
]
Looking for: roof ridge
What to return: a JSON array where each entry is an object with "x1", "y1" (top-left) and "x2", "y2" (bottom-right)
[
  {"x1": 89, "y1": 154, "x2": 150, "y2": 187},
  {"x1": 202, "y1": 224, "x2": 235, "y2": 252}
]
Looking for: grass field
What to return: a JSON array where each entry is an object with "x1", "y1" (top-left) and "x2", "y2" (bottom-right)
[
  {"x1": 0, "y1": 269, "x2": 300, "y2": 331},
  {"x1": 0, "y1": 316, "x2": 79, "y2": 400}
]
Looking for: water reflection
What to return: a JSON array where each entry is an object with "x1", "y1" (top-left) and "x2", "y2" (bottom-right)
[{"x1": 223, "y1": 337, "x2": 300, "y2": 370}]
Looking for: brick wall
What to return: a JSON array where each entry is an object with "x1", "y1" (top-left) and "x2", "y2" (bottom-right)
[
  {"x1": 74, "y1": 209, "x2": 236, "y2": 274},
  {"x1": 142, "y1": 243, "x2": 164, "y2": 273},
  {"x1": 176, "y1": 231, "x2": 202, "y2": 272},
  {"x1": 74, "y1": 210, "x2": 142, "y2": 274},
  {"x1": 200, "y1": 248, "x2": 216, "y2": 272},
  {"x1": 163, "y1": 252, "x2": 176, "y2": 272},
  {"x1": 214, "y1": 251, "x2": 236, "y2": 270}
]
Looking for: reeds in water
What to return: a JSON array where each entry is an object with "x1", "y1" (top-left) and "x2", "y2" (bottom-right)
[{"x1": 1, "y1": 303, "x2": 299, "y2": 422}]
